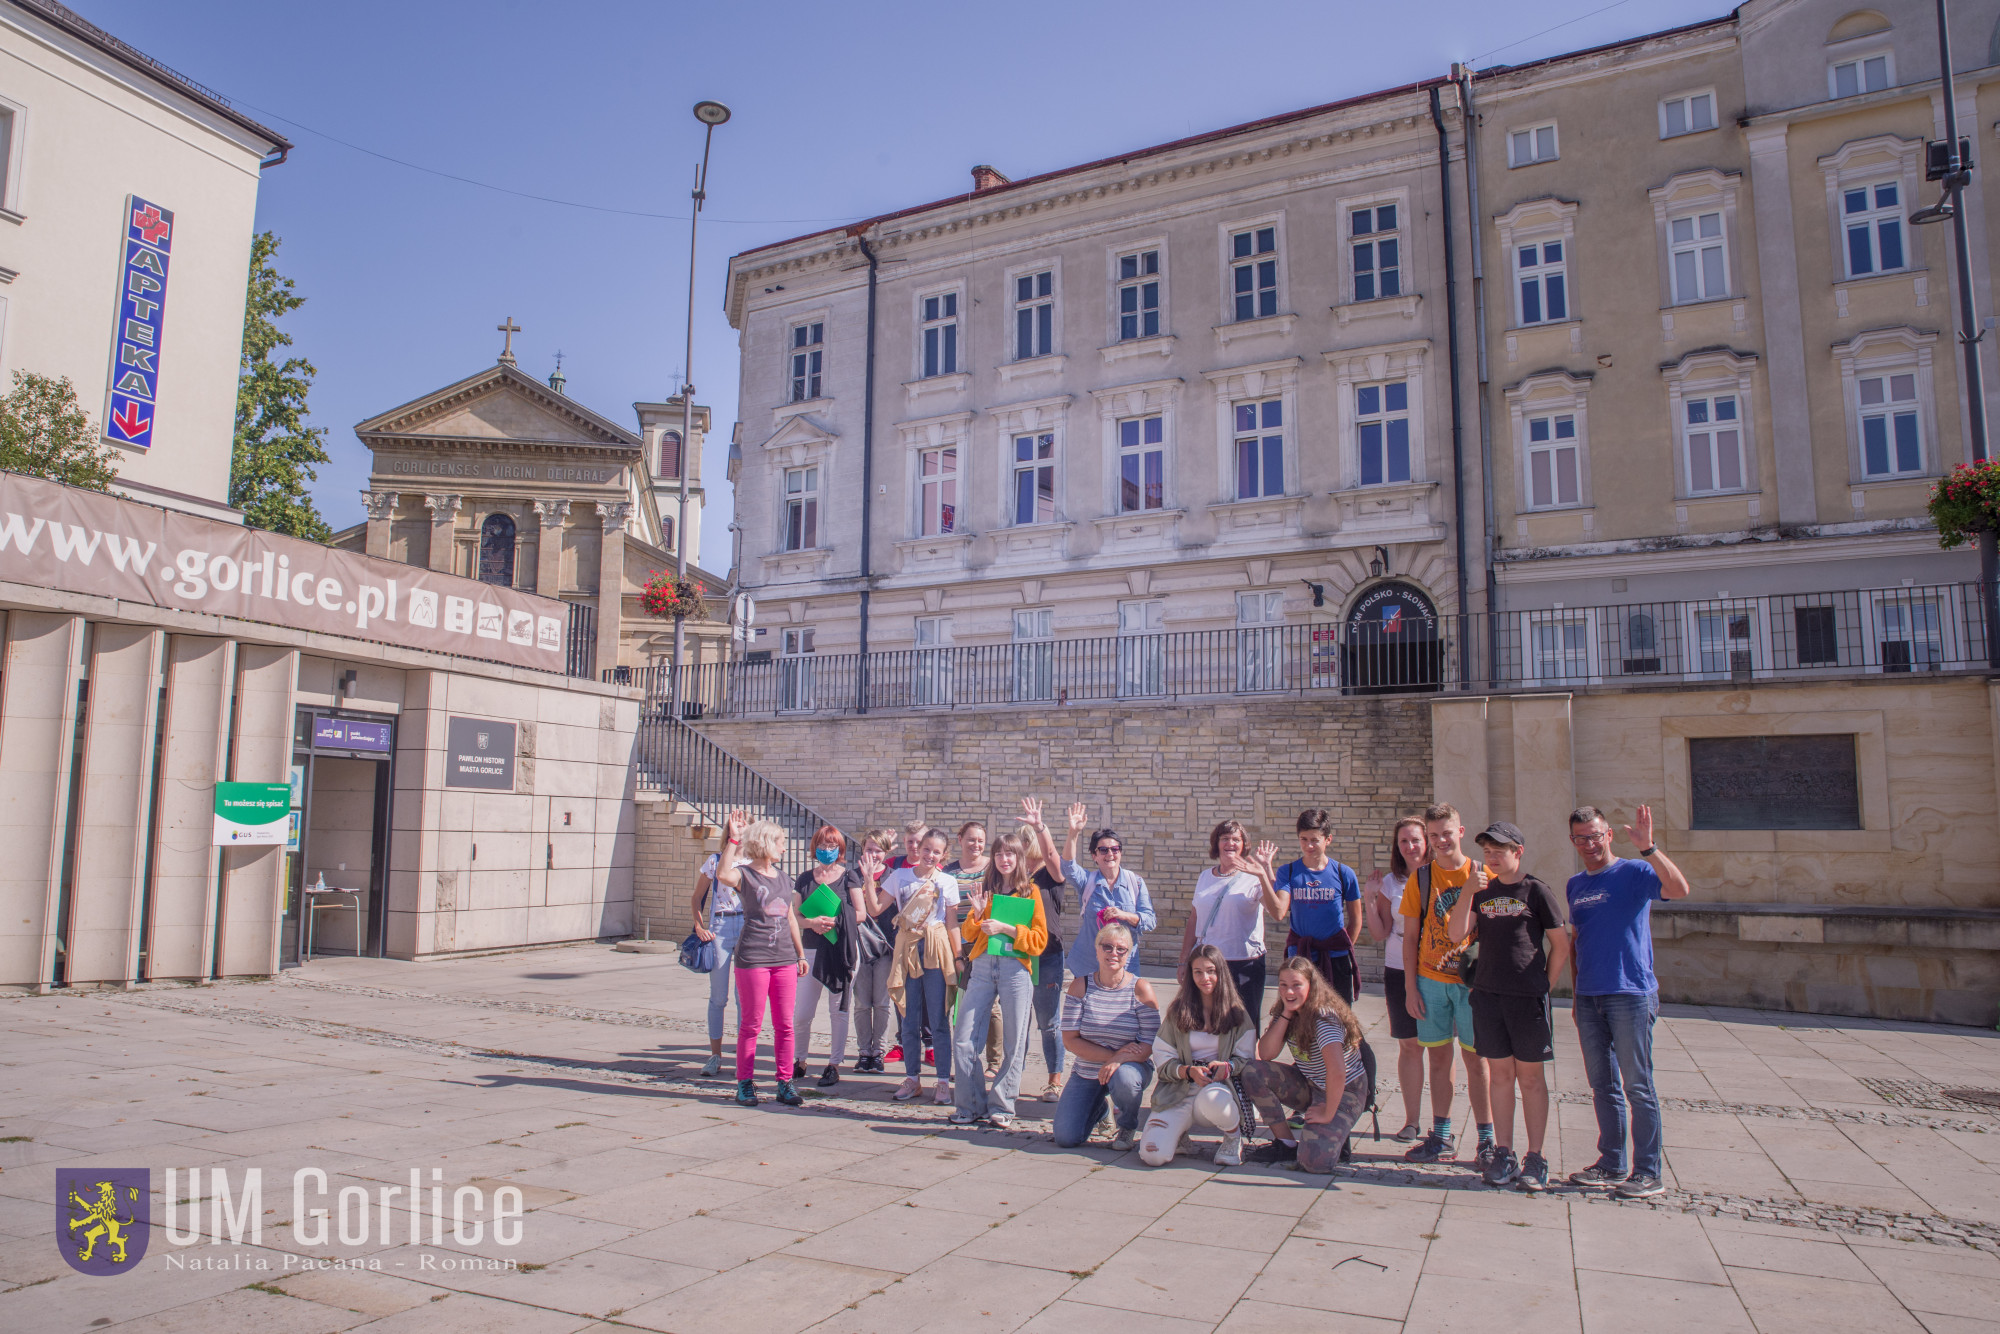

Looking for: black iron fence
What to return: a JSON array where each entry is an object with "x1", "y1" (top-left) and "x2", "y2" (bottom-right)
[
  {"x1": 565, "y1": 602, "x2": 597, "y2": 679},
  {"x1": 632, "y1": 715, "x2": 834, "y2": 879},
  {"x1": 610, "y1": 582, "x2": 1994, "y2": 718}
]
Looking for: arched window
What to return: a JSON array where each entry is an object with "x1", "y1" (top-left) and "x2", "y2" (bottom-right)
[
  {"x1": 659, "y1": 431, "x2": 683, "y2": 480},
  {"x1": 478, "y1": 512, "x2": 516, "y2": 586}
]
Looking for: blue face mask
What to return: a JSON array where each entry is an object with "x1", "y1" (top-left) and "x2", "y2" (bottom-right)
[{"x1": 814, "y1": 847, "x2": 839, "y2": 865}]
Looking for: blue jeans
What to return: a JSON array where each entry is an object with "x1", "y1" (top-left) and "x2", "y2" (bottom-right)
[
  {"x1": 1574, "y1": 991, "x2": 1662, "y2": 1178},
  {"x1": 706, "y1": 913, "x2": 743, "y2": 1042},
  {"x1": 900, "y1": 967, "x2": 952, "y2": 1081},
  {"x1": 1032, "y1": 959, "x2": 1065, "y2": 1077},
  {"x1": 953, "y1": 954, "x2": 1034, "y2": 1118},
  {"x1": 1052, "y1": 1061, "x2": 1153, "y2": 1146}
]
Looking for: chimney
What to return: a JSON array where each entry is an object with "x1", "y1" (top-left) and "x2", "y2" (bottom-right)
[{"x1": 970, "y1": 164, "x2": 1010, "y2": 192}]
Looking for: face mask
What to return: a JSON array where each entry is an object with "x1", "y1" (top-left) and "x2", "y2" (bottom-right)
[{"x1": 814, "y1": 847, "x2": 839, "y2": 865}]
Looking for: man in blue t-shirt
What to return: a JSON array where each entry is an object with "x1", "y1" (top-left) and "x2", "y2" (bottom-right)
[
  {"x1": 1563, "y1": 803, "x2": 1690, "y2": 1200},
  {"x1": 1277, "y1": 808, "x2": 1363, "y2": 1002}
]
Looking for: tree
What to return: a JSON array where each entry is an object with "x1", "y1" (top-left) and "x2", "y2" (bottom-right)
[
  {"x1": 230, "y1": 232, "x2": 331, "y2": 540},
  {"x1": 0, "y1": 371, "x2": 119, "y2": 489}
]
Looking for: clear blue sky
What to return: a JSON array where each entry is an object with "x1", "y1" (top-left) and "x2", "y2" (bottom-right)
[{"x1": 79, "y1": 0, "x2": 1728, "y2": 566}]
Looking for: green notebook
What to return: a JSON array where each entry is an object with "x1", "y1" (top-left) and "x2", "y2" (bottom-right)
[
  {"x1": 798, "y1": 882, "x2": 844, "y2": 943},
  {"x1": 986, "y1": 892, "x2": 1036, "y2": 958}
]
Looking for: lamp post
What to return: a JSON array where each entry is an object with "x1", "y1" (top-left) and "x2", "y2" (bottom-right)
[{"x1": 672, "y1": 100, "x2": 730, "y2": 718}]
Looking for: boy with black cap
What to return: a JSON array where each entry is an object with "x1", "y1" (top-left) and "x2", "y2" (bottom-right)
[{"x1": 1447, "y1": 820, "x2": 1570, "y2": 1191}]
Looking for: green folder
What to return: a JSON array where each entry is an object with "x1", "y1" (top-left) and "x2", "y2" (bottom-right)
[
  {"x1": 986, "y1": 892, "x2": 1036, "y2": 958},
  {"x1": 799, "y1": 883, "x2": 843, "y2": 943}
]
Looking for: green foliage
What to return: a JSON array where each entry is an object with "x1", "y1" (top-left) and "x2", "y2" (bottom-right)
[
  {"x1": 1927, "y1": 460, "x2": 2000, "y2": 549},
  {"x1": 0, "y1": 371, "x2": 119, "y2": 489},
  {"x1": 230, "y1": 232, "x2": 331, "y2": 541}
]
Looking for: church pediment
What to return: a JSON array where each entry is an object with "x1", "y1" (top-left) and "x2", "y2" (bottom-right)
[
  {"x1": 757, "y1": 412, "x2": 838, "y2": 451},
  {"x1": 356, "y1": 362, "x2": 642, "y2": 454}
]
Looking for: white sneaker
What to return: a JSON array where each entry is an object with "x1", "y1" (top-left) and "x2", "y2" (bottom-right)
[
  {"x1": 699, "y1": 1054, "x2": 722, "y2": 1078},
  {"x1": 1215, "y1": 1133, "x2": 1244, "y2": 1166},
  {"x1": 1111, "y1": 1126, "x2": 1137, "y2": 1152},
  {"x1": 893, "y1": 1078, "x2": 923, "y2": 1102},
  {"x1": 933, "y1": 1080, "x2": 954, "y2": 1105}
]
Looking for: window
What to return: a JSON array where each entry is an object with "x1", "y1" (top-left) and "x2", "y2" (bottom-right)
[
  {"x1": 1842, "y1": 182, "x2": 1905, "y2": 277},
  {"x1": 1830, "y1": 53, "x2": 1891, "y2": 98},
  {"x1": 1530, "y1": 614, "x2": 1590, "y2": 681},
  {"x1": 779, "y1": 628, "x2": 815, "y2": 712},
  {"x1": 1117, "y1": 249, "x2": 1161, "y2": 340},
  {"x1": 1694, "y1": 607, "x2": 1755, "y2": 677},
  {"x1": 1794, "y1": 604, "x2": 1840, "y2": 665},
  {"x1": 915, "y1": 615, "x2": 954, "y2": 705},
  {"x1": 783, "y1": 466, "x2": 819, "y2": 550},
  {"x1": 1012, "y1": 432, "x2": 1056, "y2": 525},
  {"x1": 1233, "y1": 399, "x2": 1284, "y2": 499},
  {"x1": 1660, "y1": 92, "x2": 1716, "y2": 138},
  {"x1": 1357, "y1": 382, "x2": 1411, "y2": 486},
  {"x1": 1236, "y1": 591, "x2": 1286, "y2": 692},
  {"x1": 1117, "y1": 600, "x2": 1165, "y2": 698},
  {"x1": 921, "y1": 292, "x2": 959, "y2": 377},
  {"x1": 1230, "y1": 226, "x2": 1278, "y2": 321},
  {"x1": 1517, "y1": 241, "x2": 1568, "y2": 324},
  {"x1": 918, "y1": 446, "x2": 958, "y2": 536},
  {"x1": 1877, "y1": 597, "x2": 1942, "y2": 671},
  {"x1": 1014, "y1": 270, "x2": 1054, "y2": 360},
  {"x1": 658, "y1": 430, "x2": 682, "y2": 480},
  {"x1": 1858, "y1": 372, "x2": 1922, "y2": 476},
  {"x1": 1683, "y1": 393, "x2": 1745, "y2": 494},
  {"x1": 1669, "y1": 212, "x2": 1727, "y2": 303},
  {"x1": 1509, "y1": 124, "x2": 1558, "y2": 166},
  {"x1": 789, "y1": 322, "x2": 823, "y2": 401},
  {"x1": 663, "y1": 514, "x2": 676, "y2": 553},
  {"x1": 0, "y1": 106, "x2": 14, "y2": 210},
  {"x1": 1350, "y1": 204, "x2": 1400, "y2": 302},
  {"x1": 1525, "y1": 413, "x2": 1580, "y2": 508},
  {"x1": 1012, "y1": 608, "x2": 1054, "y2": 702},
  {"x1": 1622, "y1": 612, "x2": 1662, "y2": 674},
  {"x1": 1118, "y1": 415, "x2": 1165, "y2": 512}
]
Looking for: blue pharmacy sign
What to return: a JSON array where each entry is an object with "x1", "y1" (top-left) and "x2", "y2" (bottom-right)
[{"x1": 103, "y1": 195, "x2": 174, "y2": 451}]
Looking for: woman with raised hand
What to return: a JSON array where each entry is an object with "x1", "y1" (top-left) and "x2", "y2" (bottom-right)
[
  {"x1": 1140, "y1": 943, "x2": 1256, "y2": 1167},
  {"x1": 792, "y1": 826, "x2": 863, "y2": 1087},
  {"x1": 713, "y1": 809, "x2": 809, "y2": 1109},
  {"x1": 883, "y1": 827, "x2": 963, "y2": 1105},
  {"x1": 688, "y1": 845, "x2": 739, "y2": 1078},
  {"x1": 1061, "y1": 810, "x2": 1157, "y2": 984},
  {"x1": 944, "y1": 820, "x2": 1000, "y2": 1075},
  {"x1": 1180, "y1": 821, "x2": 1287, "y2": 1018},
  {"x1": 1241, "y1": 955, "x2": 1371, "y2": 1171},
  {"x1": 1365, "y1": 816, "x2": 1431, "y2": 1142},
  {"x1": 1018, "y1": 797, "x2": 1072, "y2": 1103},
  {"x1": 949, "y1": 832, "x2": 1049, "y2": 1129},
  {"x1": 848, "y1": 828, "x2": 899, "y2": 1074},
  {"x1": 1053, "y1": 922, "x2": 1160, "y2": 1152}
]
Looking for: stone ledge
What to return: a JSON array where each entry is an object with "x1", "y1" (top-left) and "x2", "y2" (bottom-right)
[{"x1": 1653, "y1": 902, "x2": 2000, "y2": 950}]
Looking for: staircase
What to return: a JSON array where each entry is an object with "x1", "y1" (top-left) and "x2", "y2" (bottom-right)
[{"x1": 631, "y1": 714, "x2": 835, "y2": 880}]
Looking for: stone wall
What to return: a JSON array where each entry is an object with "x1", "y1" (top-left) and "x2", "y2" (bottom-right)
[
  {"x1": 684, "y1": 696, "x2": 1436, "y2": 967},
  {"x1": 632, "y1": 794, "x2": 722, "y2": 944}
]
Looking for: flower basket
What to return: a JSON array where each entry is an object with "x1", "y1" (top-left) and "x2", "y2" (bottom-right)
[
  {"x1": 1928, "y1": 460, "x2": 2000, "y2": 550},
  {"x1": 640, "y1": 572, "x2": 706, "y2": 620}
]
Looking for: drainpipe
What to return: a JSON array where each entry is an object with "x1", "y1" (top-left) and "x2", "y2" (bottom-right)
[
  {"x1": 1455, "y1": 62, "x2": 1500, "y2": 688},
  {"x1": 1431, "y1": 83, "x2": 1473, "y2": 689},
  {"x1": 855, "y1": 232, "x2": 880, "y2": 714}
]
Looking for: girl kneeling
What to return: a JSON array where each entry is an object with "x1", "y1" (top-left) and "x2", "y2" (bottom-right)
[
  {"x1": 1243, "y1": 956, "x2": 1369, "y2": 1171},
  {"x1": 1140, "y1": 944, "x2": 1256, "y2": 1166}
]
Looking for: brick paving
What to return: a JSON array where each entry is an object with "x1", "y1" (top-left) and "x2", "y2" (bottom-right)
[{"x1": 3, "y1": 942, "x2": 1997, "y2": 1333}]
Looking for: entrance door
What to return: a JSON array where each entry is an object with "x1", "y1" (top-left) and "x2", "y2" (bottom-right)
[{"x1": 282, "y1": 710, "x2": 395, "y2": 966}]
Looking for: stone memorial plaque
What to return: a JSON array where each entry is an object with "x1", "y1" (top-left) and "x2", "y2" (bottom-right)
[
  {"x1": 445, "y1": 716, "x2": 516, "y2": 791},
  {"x1": 1688, "y1": 734, "x2": 1860, "y2": 830}
]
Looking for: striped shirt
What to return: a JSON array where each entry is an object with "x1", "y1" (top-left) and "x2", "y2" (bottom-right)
[
  {"x1": 1058, "y1": 973, "x2": 1161, "y2": 1080},
  {"x1": 1291, "y1": 1014, "x2": 1366, "y2": 1093}
]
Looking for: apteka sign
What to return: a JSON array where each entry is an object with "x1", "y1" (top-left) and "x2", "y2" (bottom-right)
[{"x1": 103, "y1": 195, "x2": 174, "y2": 451}]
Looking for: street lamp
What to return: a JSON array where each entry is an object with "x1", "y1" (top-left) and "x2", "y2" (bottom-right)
[{"x1": 672, "y1": 100, "x2": 730, "y2": 718}]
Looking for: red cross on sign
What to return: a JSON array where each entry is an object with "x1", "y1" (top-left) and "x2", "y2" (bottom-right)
[{"x1": 132, "y1": 205, "x2": 170, "y2": 245}]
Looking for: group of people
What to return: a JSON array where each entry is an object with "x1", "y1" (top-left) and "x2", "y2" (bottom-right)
[{"x1": 686, "y1": 793, "x2": 1688, "y2": 1195}]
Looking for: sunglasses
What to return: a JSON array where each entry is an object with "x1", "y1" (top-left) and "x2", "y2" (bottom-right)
[
  {"x1": 1093, "y1": 846, "x2": 1122, "y2": 856},
  {"x1": 1097, "y1": 944, "x2": 1130, "y2": 956},
  {"x1": 1569, "y1": 832, "x2": 1611, "y2": 846}
]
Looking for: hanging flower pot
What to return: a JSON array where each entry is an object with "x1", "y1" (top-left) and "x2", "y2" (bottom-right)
[
  {"x1": 1927, "y1": 460, "x2": 2000, "y2": 549},
  {"x1": 640, "y1": 571, "x2": 705, "y2": 620}
]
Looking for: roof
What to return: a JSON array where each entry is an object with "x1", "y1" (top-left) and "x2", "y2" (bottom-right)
[
  {"x1": 8, "y1": 0, "x2": 290, "y2": 155},
  {"x1": 355, "y1": 360, "x2": 643, "y2": 452}
]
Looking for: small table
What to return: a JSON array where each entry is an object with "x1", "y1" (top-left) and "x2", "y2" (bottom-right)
[{"x1": 304, "y1": 888, "x2": 363, "y2": 961}]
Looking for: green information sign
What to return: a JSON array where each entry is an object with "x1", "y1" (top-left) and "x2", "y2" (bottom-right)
[{"x1": 213, "y1": 781, "x2": 291, "y2": 846}]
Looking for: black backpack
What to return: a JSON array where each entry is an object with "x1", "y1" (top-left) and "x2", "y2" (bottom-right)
[{"x1": 1340, "y1": 1037, "x2": 1381, "y2": 1163}]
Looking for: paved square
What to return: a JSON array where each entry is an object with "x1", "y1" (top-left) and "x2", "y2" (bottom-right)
[{"x1": 3, "y1": 943, "x2": 1996, "y2": 1332}]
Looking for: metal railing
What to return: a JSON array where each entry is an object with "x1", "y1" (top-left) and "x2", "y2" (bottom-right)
[
  {"x1": 565, "y1": 602, "x2": 597, "y2": 679},
  {"x1": 613, "y1": 582, "x2": 1993, "y2": 718},
  {"x1": 633, "y1": 715, "x2": 835, "y2": 879}
]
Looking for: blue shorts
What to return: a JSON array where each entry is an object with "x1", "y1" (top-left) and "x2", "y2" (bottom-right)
[{"x1": 1415, "y1": 974, "x2": 1476, "y2": 1050}]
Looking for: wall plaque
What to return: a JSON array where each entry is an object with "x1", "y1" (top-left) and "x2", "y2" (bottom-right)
[
  {"x1": 1688, "y1": 734, "x2": 1860, "y2": 830},
  {"x1": 445, "y1": 717, "x2": 516, "y2": 790}
]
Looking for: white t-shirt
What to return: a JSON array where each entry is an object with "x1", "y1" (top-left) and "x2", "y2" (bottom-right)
[
  {"x1": 1373, "y1": 869, "x2": 1405, "y2": 963},
  {"x1": 882, "y1": 867, "x2": 960, "y2": 926},
  {"x1": 1190, "y1": 868, "x2": 1266, "y2": 960},
  {"x1": 700, "y1": 853, "x2": 740, "y2": 914}
]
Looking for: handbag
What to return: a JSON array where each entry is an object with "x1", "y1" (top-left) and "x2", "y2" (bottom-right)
[{"x1": 677, "y1": 929, "x2": 718, "y2": 974}]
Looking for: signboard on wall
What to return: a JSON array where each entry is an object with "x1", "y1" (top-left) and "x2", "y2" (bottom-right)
[
  {"x1": 312, "y1": 717, "x2": 393, "y2": 753},
  {"x1": 445, "y1": 717, "x2": 516, "y2": 790},
  {"x1": 103, "y1": 195, "x2": 174, "y2": 451},
  {"x1": 213, "y1": 781, "x2": 290, "y2": 845}
]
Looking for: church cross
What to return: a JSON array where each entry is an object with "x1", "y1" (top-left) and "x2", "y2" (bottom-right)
[{"x1": 496, "y1": 316, "x2": 522, "y2": 365}]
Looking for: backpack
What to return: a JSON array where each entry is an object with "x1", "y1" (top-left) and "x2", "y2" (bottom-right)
[
  {"x1": 1418, "y1": 864, "x2": 1478, "y2": 985},
  {"x1": 1340, "y1": 1037, "x2": 1380, "y2": 1164}
]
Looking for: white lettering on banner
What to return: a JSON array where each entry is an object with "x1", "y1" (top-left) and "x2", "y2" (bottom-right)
[{"x1": 0, "y1": 471, "x2": 568, "y2": 671}]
